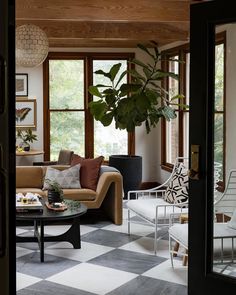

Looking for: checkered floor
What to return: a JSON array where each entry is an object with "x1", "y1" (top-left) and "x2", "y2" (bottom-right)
[{"x1": 16, "y1": 205, "x2": 188, "y2": 295}]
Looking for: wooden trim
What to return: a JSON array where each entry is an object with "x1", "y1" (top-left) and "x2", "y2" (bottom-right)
[{"x1": 43, "y1": 57, "x2": 50, "y2": 161}]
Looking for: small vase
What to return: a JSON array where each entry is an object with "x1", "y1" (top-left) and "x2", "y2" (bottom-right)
[{"x1": 47, "y1": 190, "x2": 62, "y2": 204}]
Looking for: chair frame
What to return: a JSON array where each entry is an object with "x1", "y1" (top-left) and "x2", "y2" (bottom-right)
[
  {"x1": 214, "y1": 169, "x2": 236, "y2": 220},
  {"x1": 127, "y1": 157, "x2": 189, "y2": 254}
]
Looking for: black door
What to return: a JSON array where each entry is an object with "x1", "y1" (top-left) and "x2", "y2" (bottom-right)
[
  {"x1": 0, "y1": 0, "x2": 16, "y2": 294},
  {"x1": 189, "y1": 2, "x2": 236, "y2": 294}
]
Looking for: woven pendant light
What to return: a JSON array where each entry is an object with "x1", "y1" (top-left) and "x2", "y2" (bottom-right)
[{"x1": 16, "y1": 24, "x2": 49, "y2": 67}]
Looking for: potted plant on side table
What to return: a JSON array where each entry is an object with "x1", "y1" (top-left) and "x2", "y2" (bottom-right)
[
  {"x1": 88, "y1": 43, "x2": 185, "y2": 198},
  {"x1": 16, "y1": 128, "x2": 38, "y2": 151},
  {"x1": 44, "y1": 179, "x2": 64, "y2": 204}
]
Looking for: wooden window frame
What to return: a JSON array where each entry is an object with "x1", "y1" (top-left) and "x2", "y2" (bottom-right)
[
  {"x1": 43, "y1": 52, "x2": 135, "y2": 161},
  {"x1": 161, "y1": 33, "x2": 226, "y2": 189},
  {"x1": 161, "y1": 44, "x2": 189, "y2": 172}
]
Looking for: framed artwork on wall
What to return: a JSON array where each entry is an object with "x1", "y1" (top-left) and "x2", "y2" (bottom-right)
[
  {"x1": 16, "y1": 98, "x2": 37, "y2": 129},
  {"x1": 15, "y1": 73, "x2": 28, "y2": 96}
]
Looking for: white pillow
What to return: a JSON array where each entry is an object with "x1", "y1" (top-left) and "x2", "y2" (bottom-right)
[
  {"x1": 227, "y1": 209, "x2": 236, "y2": 230},
  {"x1": 43, "y1": 164, "x2": 81, "y2": 190}
]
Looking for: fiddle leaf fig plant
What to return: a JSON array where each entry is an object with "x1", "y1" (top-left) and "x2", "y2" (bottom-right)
[{"x1": 89, "y1": 43, "x2": 185, "y2": 133}]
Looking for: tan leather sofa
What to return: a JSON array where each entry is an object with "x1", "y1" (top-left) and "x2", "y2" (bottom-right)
[{"x1": 16, "y1": 165, "x2": 123, "y2": 225}]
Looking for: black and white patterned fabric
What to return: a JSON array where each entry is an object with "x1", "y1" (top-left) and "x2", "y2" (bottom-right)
[{"x1": 164, "y1": 163, "x2": 189, "y2": 205}]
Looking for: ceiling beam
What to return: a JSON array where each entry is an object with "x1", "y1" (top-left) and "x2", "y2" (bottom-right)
[
  {"x1": 16, "y1": 20, "x2": 189, "y2": 42},
  {"x1": 16, "y1": 0, "x2": 190, "y2": 22}
]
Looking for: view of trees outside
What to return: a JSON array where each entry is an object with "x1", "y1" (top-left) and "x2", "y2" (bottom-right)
[
  {"x1": 93, "y1": 60, "x2": 128, "y2": 159},
  {"x1": 49, "y1": 60, "x2": 85, "y2": 160},
  {"x1": 214, "y1": 43, "x2": 224, "y2": 179},
  {"x1": 166, "y1": 56, "x2": 179, "y2": 164}
]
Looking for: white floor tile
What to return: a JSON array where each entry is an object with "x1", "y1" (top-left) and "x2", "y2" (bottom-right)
[
  {"x1": 119, "y1": 237, "x2": 170, "y2": 258},
  {"x1": 16, "y1": 272, "x2": 42, "y2": 291},
  {"x1": 103, "y1": 220, "x2": 154, "y2": 237},
  {"x1": 47, "y1": 263, "x2": 138, "y2": 295},
  {"x1": 16, "y1": 246, "x2": 34, "y2": 258},
  {"x1": 143, "y1": 259, "x2": 188, "y2": 286},
  {"x1": 45, "y1": 241, "x2": 114, "y2": 262}
]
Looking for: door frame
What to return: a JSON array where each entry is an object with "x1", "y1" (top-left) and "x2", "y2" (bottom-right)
[{"x1": 189, "y1": 2, "x2": 236, "y2": 294}]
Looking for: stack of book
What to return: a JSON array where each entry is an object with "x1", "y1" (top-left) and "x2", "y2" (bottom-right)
[{"x1": 16, "y1": 193, "x2": 43, "y2": 213}]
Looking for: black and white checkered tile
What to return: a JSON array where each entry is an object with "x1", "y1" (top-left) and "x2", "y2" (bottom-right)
[{"x1": 16, "y1": 206, "x2": 188, "y2": 295}]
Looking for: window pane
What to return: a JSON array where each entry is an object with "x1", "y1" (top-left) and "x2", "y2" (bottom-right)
[
  {"x1": 215, "y1": 44, "x2": 224, "y2": 112},
  {"x1": 169, "y1": 55, "x2": 179, "y2": 107},
  {"x1": 166, "y1": 113, "x2": 179, "y2": 164},
  {"x1": 49, "y1": 60, "x2": 84, "y2": 109},
  {"x1": 50, "y1": 112, "x2": 85, "y2": 160},
  {"x1": 93, "y1": 60, "x2": 128, "y2": 158},
  {"x1": 93, "y1": 60, "x2": 127, "y2": 89},
  {"x1": 94, "y1": 121, "x2": 127, "y2": 159}
]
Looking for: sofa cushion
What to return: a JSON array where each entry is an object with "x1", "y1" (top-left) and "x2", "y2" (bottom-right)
[
  {"x1": 43, "y1": 164, "x2": 81, "y2": 190},
  {"x1": 71, "y1": 155, "x2": 104, "y2": 190},
  {"x1": 16, "y1": 166, "x2": 44, "y2": 188}
]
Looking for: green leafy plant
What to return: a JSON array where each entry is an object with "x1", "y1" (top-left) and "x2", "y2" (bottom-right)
[
  {"x1": 17, "y1": 128, "x2": 38, "y2": 144},
  {"x1": 44, "y1": 179, "x2": 64, "y2": 201},
  {"x1": 89, "y1": 43, "x2": 185, "y2": 133}
]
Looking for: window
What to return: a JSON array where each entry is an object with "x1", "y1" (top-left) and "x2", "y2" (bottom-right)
[
  {"x1": 161, "y1": 33, "x2": 226, "y2": 185},
  {"x1": 43, "y1": 53, "x2": 134, "y2": 161},
  {"x1": 161, "y1": 45, "x2": 189, "y2": 171}
]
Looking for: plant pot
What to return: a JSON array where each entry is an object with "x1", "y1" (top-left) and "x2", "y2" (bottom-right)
[
  {"x1": 47, "y1": 190, "x2": 62, "y2": 204},
  {"x1": 23, "y1": 145, "x2": 30, "y2": 151},
  {"x1": 109, "y1": 155, "x2": 142, "y2": 199}
]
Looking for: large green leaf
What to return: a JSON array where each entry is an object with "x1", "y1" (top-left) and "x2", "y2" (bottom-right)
[
  {"x1": 89, "y1": 100, "x2": 107, "y2": 120},
  {"x1": 130, "y1": 58, "x2": 150, "y2": 70},
  {"x1": 115, "y1": 70, "x2": 128, "y2": 88},
  {"x1": 94, "y1": 69, "x2": 111, "y2": 80},
  {"x1": 161, "y1": 106, "x2": 177, "y2": 121},
  {"x1": 88, "y1": 86, "x2": 103, "y2": 98},
  {"x1": 109, "y1": 63, "x2": 122, "y2": 82},
  {"x1": 137, "y1": 44, "x2": 155, "y2": 59},
  {"x1": 100, "y1": 112, "x2": 114, "y2": 126}
]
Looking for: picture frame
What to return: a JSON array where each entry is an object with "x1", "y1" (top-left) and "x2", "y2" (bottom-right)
[
  {"x1": 16, "y1": 99, "x2": 37, "y2": 129},
  {"x1": 15, "y1": 73, "x2": 28, "y2": 97}
]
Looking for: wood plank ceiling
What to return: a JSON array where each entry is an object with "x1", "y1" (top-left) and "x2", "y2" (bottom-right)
[{"x1": 16, "y1": 0, "x2": 203, "y2": 48}]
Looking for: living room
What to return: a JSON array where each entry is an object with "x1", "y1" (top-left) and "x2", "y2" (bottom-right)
[{"x1": 1, "y1": 1, "x2": 236, "y2": 295}]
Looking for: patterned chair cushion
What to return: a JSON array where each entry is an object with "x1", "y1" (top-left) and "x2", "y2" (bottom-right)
[{"x1": 164, "y1": 163, "x2": 189, "y2": 204}]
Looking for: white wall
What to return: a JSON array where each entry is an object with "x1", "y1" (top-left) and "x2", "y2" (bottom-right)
[{"x1": 16, "y1": 65, "x2": 44, "y2": 165}]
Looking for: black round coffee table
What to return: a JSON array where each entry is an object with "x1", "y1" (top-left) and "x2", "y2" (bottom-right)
[{"x1": 16, "y1": 203, "x2": 87, "y2": 262}]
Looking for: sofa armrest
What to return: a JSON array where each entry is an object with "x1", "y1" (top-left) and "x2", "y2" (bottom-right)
[{"x1": 96, "y1": 171, "x2": 123, "y2": 225}]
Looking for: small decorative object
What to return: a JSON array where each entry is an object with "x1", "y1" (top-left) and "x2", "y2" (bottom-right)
[
  {"x1": 44, "y1": 179, "x2": 64, "y2": 204},
  {"x1": 16, "y1": 128, "x2": 38, "y2": 151},
  {"x1": 16, "y1": 99, "x2": 37, "y2": 129},
  {"x1": 45, "y1": 202, "x2": 67, "y2": 212},
  {"x1": 16, "y1": 24, "x2": 49, "y2": 67},
  {"x1": 15, "y1": 74, "x2": 28, "y2": 96}
]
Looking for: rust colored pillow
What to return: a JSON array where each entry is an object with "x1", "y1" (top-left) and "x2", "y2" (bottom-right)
[{"x1": 71, "y1": 155, "x2": 104, "y2": 190}]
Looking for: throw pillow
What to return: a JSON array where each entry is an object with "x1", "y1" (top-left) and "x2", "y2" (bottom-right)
[
  {"x1": 42, "y1": 164, "x2": 81, "y2": 190},
  {"x1": 71, "y1": 155, "x2": 104, "y2": 190},
  {"x1": 164, "y1": 163, "x2": 189, "y2": 204}
]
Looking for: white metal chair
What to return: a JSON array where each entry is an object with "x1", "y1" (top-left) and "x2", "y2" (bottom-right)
[
  {"x1": 126, "y1": 157, "x2": 189, "y2": 254},
  {"x1": 215, "y1": 169, "x2": 236, "y2": 221}
]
